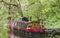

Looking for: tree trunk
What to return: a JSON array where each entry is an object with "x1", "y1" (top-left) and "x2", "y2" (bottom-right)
[
  {"x1": 17, "y1": 0, "x2": 23, "y2": 17},
  {"x1": 8, "y1": 0, "x2": 12, "y2": 21}
]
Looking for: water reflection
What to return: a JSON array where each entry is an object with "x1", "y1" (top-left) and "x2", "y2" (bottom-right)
[{"x1": 9, "y1": 33, "x2": 60, "y2": 38}]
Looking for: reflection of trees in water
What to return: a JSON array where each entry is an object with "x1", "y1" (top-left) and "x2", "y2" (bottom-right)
[
  {"x1": 9, "y1": 33, "x2": 60, "y2": 38},
  {"x1": 23, "y1": 33, "x2": 60, "y2": 38}
]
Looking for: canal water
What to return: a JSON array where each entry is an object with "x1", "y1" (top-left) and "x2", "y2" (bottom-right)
[{"x1": 9, "y1": 33, "x2": 54, "y2": 38}]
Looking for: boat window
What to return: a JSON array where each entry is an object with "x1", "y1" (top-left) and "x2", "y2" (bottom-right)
[
  {"x1": 21, "y1": 24, "x2": 27, "y2": 28},
  {"x1": 17, "y1": 22, "x2": 21, "y2": 26},
  {"x1": 28, "y1": 24, "x2": 32, "y2": 28},
  {"x1": 32, "y1": 23, "x2": 40, "y2": 28},
  {"x1": 11, "y1": 22, "x2": 17, "y2": 26}
]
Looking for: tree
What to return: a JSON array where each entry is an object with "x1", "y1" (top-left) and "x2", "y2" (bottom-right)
[{"x1": 0, "y1": 0, "x2": 23, "y2": 17}]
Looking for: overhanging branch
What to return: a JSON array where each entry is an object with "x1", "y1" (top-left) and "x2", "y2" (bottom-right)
[{"x1": 0, "y1": 0, "x2": 18, "y2": 7}]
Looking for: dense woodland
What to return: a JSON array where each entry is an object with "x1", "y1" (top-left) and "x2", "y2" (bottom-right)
[
  {"x1": 0, "y1": 0, "x2": 60, "y2": 38},
  {"x1": 0, "y1": 0, "x2": 60, "y2": 28}
]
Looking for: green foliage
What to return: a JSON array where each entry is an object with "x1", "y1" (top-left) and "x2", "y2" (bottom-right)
[
  {"x1": 0, "y1": 0, "x2": 60, "y2": 28},
  {"x1": 0, "y1": 0, "x2": 60, "y2": 38}
]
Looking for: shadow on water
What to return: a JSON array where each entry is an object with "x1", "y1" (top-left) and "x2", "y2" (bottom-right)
[
  {"x1": 9, "y1": 32, "x2": 60, "y2": 38},
  {"x1": 20, "y1": 33, "x2": 52, "y2": 38},
  {"x1": 22, "y1": 33, "x2": 60, "y2": 38}
]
